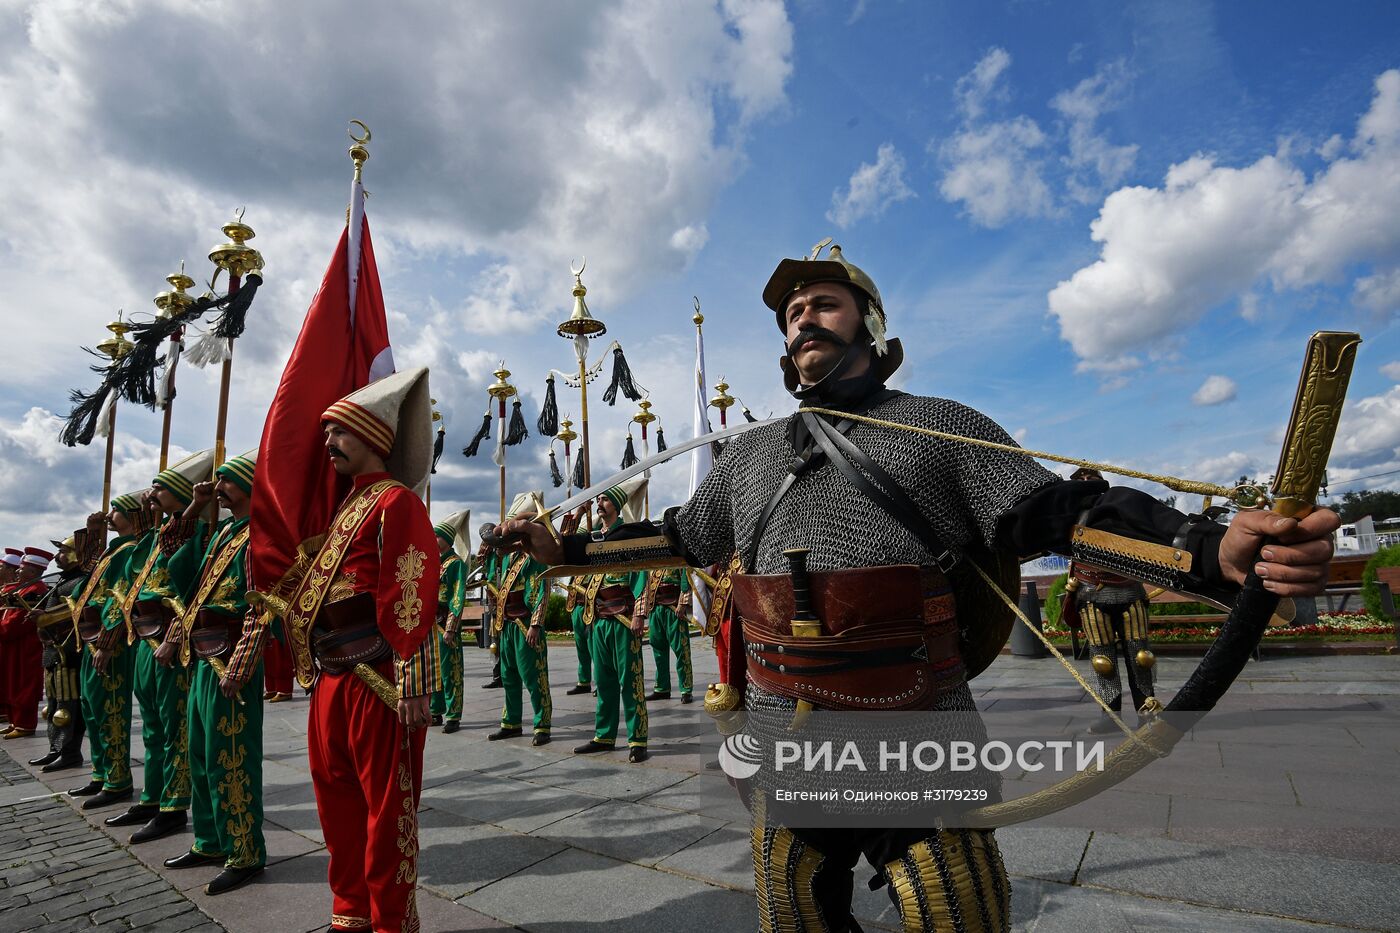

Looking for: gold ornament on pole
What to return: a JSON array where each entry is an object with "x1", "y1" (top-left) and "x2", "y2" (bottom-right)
[
  {"x1": 631, "y1": 398, "x2": 657, "y2": 519},
  {"x1": 206, "y1": 208, "x2": 263, "y2": 475},
  {"x1": 557, "y1": 259, "x2": 607, "y2": 523},
  {"x1": 556, "y1": 416, "x2": 578, "y2": 494},
  {"x1": 487, "y1": 365, "x2": 518, "y2": 523},
  {"x1": 95, "y1": 313, "x2": 134, "y2": 510},
  {"x1": 709, "y1": 377, "x2": 736, "y2": 428},
  {"x1": 152, "y1": 263, "x2": 196, "y2": 471}
]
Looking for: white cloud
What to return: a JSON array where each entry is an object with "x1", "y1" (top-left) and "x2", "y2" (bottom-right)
[
  {"x1": 827, "y1": 143, "x2": 916, "y2": 228},
  {"x1": 1048, "y1": 69, "x2": 1400, "y2": 371},
  {"x1": 1353, "y1": 268, "x2": 1400, "y2": 315},
  {"x1": 1050, "y1": 59, "x2": 1138, "y2": 203},
  {"x1": 937, "y1": 49, "x2": 1054, "y2": 228},
  {"x1": 1334, "y1": 384, "x2": 1400, "y2": 468},
  {"x1": 1191, "y1": 374, "x2": 1237, "y2": 406},
  {"x1": 1380, "y1": 361, "x2": 1400, "y2": 381}
]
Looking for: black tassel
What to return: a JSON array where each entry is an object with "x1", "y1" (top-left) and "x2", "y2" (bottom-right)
[
  {"x1": 601, "y1": 345, "x2": 644, "y2": 405},
  {"x1": 209, "y1": 272, "x2": 261, "y2": 341},
  {"x1": 572, "y1": 446, "x2": 586, "y2": 488},
  {"x1": 461, "y1": 411, "x2": 492, "y2": 457},
  {"x1": 742, "y1": 405, "x2": 757, "y2": 423},
  {"x1": 59, "y1": 386, "x2": 109, "y2": 448},
  {"x1": 655, "y1": 427, "x2": 667, "y2": 452},
  {"x1": 620, "y1": 435, "x2": 639, "y2": 469},
  {"x1": 431, "y1": 427, "x2": 445, "y2": 474},
  {"x1": 505, "y1": 399, "x2": 529, "y2": 446},
  {"x1": 537, "y1": 374, "x2": 558, "y2": 437},
  {"x1": 548, "y1": 449, "x2": 564, "y2": 488}
]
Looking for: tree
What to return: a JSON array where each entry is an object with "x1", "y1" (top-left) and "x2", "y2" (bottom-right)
[{"x1": 1337, "y1": 489, "x2": 1400, "y2": 524}]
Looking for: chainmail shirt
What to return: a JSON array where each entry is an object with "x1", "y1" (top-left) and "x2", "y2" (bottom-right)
[{"x1": 672, "y1": 393, "x2": 1058, "y2": 575}]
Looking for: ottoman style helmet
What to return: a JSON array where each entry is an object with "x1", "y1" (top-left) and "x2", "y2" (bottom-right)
[
  {"x1": 763, "y1": 238, "x2": 904, "y2": 392},
  {"x1": 321, "y1": 366, "x2": 434, "y2": 496}
]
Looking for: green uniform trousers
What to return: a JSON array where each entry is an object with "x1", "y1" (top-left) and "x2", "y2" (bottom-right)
[
  {"x1": 570, "y1": 606, "x2": 592, "y2": 687},
  {"x1": 591, "y1": 616, "x2": 648, "y2": 747},
  {"x1": 648, "y1": 606, "x2": 693, "y2": 697},
  {"x1": 80, "y1": 642, "x2": 135, "y2": 792},
  {"x1": 132, "y1": 638, "x2": 192, "y2": 811},
  {"x1": 188, "y1": 659, "x2": 266, "y2": 869},
  {"x1": 498, "y1": 621, "x2": 551, "y2": 734},
  {"x1": 431, "y1": 628, "x2": 464, "y2": 721}
]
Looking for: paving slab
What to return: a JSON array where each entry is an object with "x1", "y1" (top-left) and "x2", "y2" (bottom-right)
[
  {"x1": 534, "y1": 798, "x2": 726, "y2": 866},
  {"x1": 460, "y1": 846, "x2": 755, "y2": 932},
  {"x1": 512, "y1": 753, "x2": 693, "y2": 801},
  {"x1": 427, "y1": 769, "x2": 606, "y2": 833},
  {"x1": 418, "y1": 806, "x2": 568, "y2": 899},
  {"x1": 1077, "y1": 830, "x2": 1399, "y2": 929}
]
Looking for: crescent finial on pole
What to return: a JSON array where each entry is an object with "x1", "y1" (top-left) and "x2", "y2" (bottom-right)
[{"x1": 348, "y1": 120, "x2": 371, "y2": 183}]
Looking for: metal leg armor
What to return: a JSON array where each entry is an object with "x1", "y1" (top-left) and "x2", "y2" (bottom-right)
[
  {"x1": 1080, "y1": 604, "x2": 1124, "y2": 711},
  {"x1": 883, "y1": 830, "x2": 1011, "y2": 933},
  {"x1": 752, "y1": 793, "x2": 844, "y2": 933},
  {"x1": 1121, "y1": 599, "x2": 1156, "y2": 714}
]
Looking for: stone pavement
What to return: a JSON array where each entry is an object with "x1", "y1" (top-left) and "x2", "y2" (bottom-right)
[{"x1": 2, "y1": 644, "x2": 1398, "y2": 932}]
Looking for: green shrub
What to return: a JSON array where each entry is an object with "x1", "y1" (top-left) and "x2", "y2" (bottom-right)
[
  {"x1": 1043, "y1": 573, "x2": 1068, "y2": 627},
  {"x1": 1362, "y1": 544, "x2": 1400, "y2": 619},
  {"x1": 544, "y1": 592, "x2": 570, "y2": 631}
]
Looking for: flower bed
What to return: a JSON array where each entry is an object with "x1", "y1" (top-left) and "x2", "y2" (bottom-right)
[{"x1": 1040, "y1": 610, "x2": 1395, "y2": 644}]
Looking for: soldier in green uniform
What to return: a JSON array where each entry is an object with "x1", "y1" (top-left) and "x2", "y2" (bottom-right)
[
  {"x1": 487, "y1": 493, "x2": 552, "y2": 746},
  {"x1": 105, "y1": 448, "x2": 214, "y2": 843},
  {"x1": 572, "y1": 480, "x2": 649, "y2": 763},
  {"x1": 431, "y1": 509, "x2": 471, "y2": 734},
  {"x1": 644, "y1": 566, "x2": 693, "y2": 704},
  {"x1": 67, "y1": 492, "x2": 151, "y2": 810},
  {"x1": 157, "y1": 452, "x2": 266, "y2": 896},
  {"x1": 564, "y1": 574, "x2": 594, "y2": 696}
]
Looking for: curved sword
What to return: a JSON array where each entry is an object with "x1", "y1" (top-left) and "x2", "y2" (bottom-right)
[{"x1": 532, "y1": 416, "x2": 780, "y2": 521}]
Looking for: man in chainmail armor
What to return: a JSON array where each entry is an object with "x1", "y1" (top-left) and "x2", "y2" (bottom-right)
[{"x1": 501, "y1": 242, "x2": 1338, "y2": 932}]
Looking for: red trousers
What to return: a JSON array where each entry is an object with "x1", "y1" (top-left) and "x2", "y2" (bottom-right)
[
  {"x1": 713, "y1": 616, "x2": 729, "y2": 684},
  {"x1": 1, "y1": 629, "x2": 42, "y2": 731},
  {"x1": 263, "y1": 636, "x2": 293, "y2": 695},
  {"x1": 308, "y1": 667, "x2": 425, "y2": 933}
]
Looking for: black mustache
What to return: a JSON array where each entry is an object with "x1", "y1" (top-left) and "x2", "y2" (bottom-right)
[
  {"x1": 786, "y1": 326, "x2": 849, "y2": 356},
  {"x1": 327, "y1": 447, "x2": 348, "y2": 460}
]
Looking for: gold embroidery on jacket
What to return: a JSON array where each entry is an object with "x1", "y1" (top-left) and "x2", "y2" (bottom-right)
[{"x1": 394, "y1": 545, "x2": 426, "y2": 633}]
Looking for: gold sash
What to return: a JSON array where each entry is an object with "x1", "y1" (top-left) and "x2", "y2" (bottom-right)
[
  {"x1": 119, "y1": 531, "x2": 165, "y2": 624},
  {"x1": 175, "y1": 524, "x2": 251, "y2": 665},
  {"x1": 68, "y1": 541, "x2": 137, "y2": 641},
  {"x1": 580, "y1": 574, "x2": 605, "y2": 627},
  {"x1": 283, "y1": 480, "x2": 401, "y2": 688},
  {"x1": 493, "y1": 554, "x2": 532, "y2": 635}
]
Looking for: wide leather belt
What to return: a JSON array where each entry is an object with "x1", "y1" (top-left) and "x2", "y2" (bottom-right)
[
  {"x1": 190, "y1": 610, "x2": 243, "y2": 663},
  {"x1": 654, "y1": 583, "x2": 682, "y2": 607},
  {"x1": 595, "y1": 584, "x2": 634, "y2": 619},
  {"x1": 733, "y1": 564, "x2": 965, "y2": 711},
  {"x1": 311, "y1": 591, "x2": 390, "y2": 674},
  {"x1": 77, "y1": 605, "x2": 105, "y2": 644},
  {"x1": 502, "y1": 590, "x2": 531, "y2": 620},
  {"x1": 131, "y1": 598, "x2": 174, "y2": 640}
]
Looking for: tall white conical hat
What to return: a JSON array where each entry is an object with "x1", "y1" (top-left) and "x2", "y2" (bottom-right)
[
  {"x1": 321, "y1": 366, "x2": 433, "y2": 495},
  {"x1": 151, "y1": 448, "x2": 217, "y2": 506},
  {"x1": 433, "y1": 508, "x2": 472, "y2": 562}
]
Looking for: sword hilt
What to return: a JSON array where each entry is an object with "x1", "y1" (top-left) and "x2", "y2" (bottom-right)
[{"x1": 783, "y1": 547, "x2": 820, "y2": 638}]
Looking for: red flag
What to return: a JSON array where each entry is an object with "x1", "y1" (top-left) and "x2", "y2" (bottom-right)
[{"x1": 250, "y1": 187, "x2": 394, "y2": 590}]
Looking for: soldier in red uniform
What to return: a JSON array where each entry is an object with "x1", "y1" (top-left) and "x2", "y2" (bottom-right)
[
  {"x1": 1, "y1": 547, "x2": 54, "y2": 738},
  {"x1": 273, "y1": 367, "x2": 441, "y2": 933}
]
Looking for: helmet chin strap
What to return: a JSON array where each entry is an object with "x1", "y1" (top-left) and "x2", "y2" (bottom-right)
[{"x1": 785, "y1": 338, "x2": 875, "y2": 402}]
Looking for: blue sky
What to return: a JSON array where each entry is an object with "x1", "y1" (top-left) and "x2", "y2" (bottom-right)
[{"x1": 1, "y1": 0, "x2": 1398, "y2": 547}]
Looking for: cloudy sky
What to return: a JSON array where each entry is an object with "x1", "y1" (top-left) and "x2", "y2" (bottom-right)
[{"x1": 2, "y1": 0, "x2": 1398, "y2": 548}]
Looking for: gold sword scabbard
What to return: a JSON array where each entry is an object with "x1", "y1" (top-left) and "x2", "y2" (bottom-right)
[{"x1": 1270, "y1": 331, "x2": 1362, "y2": 519}]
